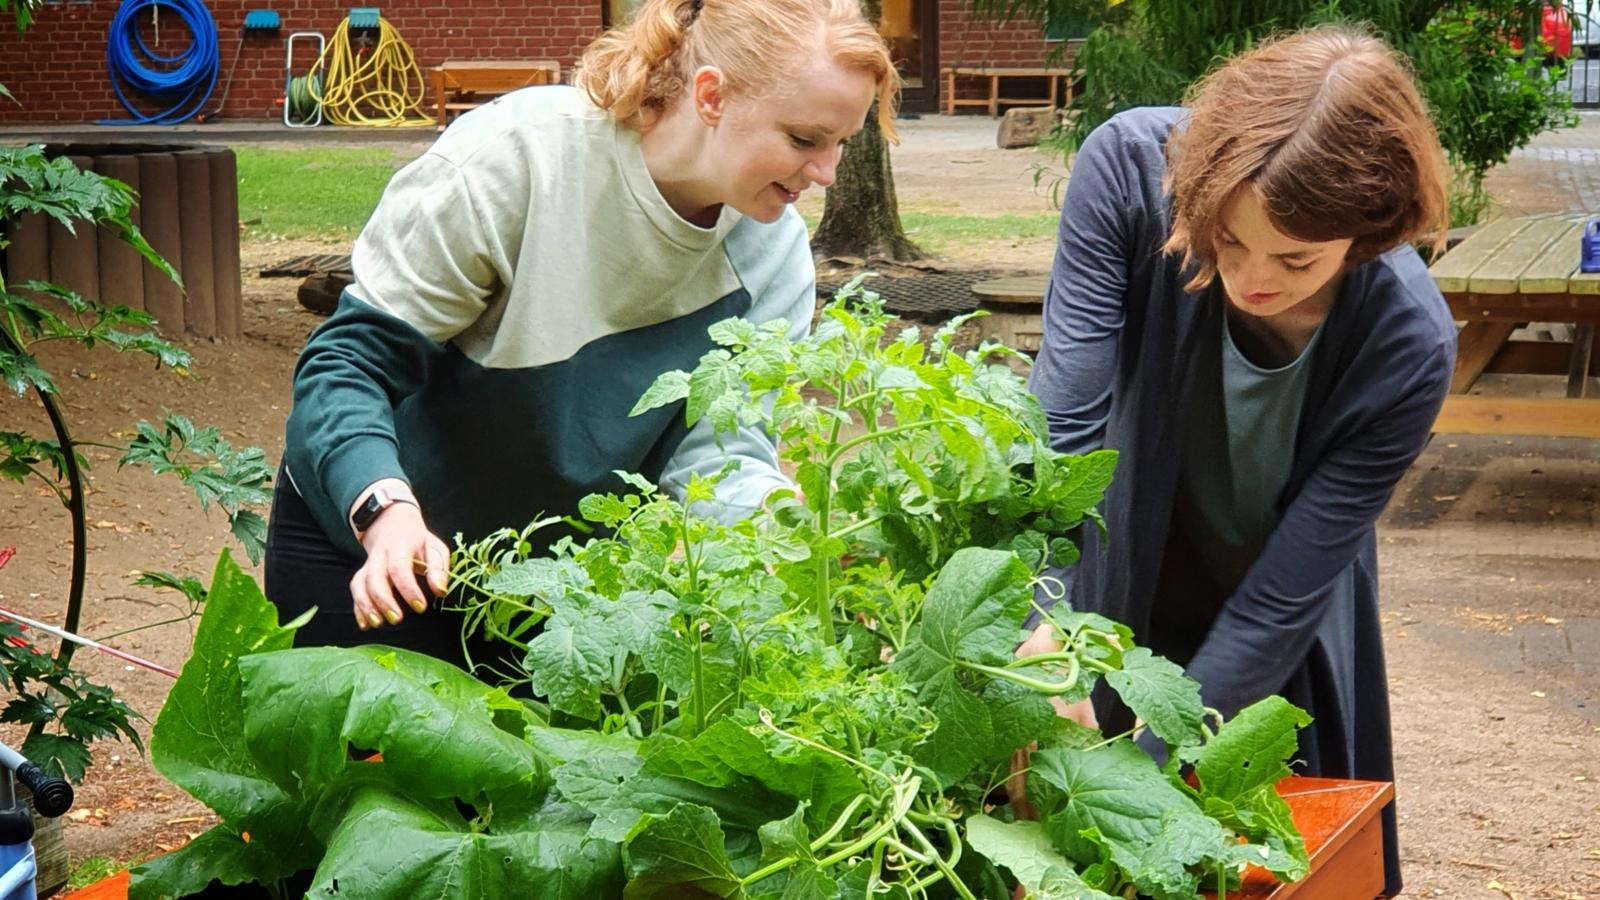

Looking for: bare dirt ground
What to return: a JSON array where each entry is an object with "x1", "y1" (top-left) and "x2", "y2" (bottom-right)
[{"x1": 0, "y1": 115, "x2": 1596, "y2": 897}]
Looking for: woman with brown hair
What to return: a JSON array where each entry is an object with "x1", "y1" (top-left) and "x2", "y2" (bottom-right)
[
  {"x1": 265, "y1": 0, "x2": 897, "y2": 662},
  {"x1": 1024, "y1": 26, "x2": 1455, "y2": 896}
]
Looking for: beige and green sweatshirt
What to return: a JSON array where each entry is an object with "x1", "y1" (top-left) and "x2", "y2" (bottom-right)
[{"x1": 284, "y1": 86, "x2": 815, "y2": 554}]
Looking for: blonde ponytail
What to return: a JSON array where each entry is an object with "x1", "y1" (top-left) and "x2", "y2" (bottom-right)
[
  {"x1": 576, "y1": 0, "x2": 902, "y2": 140},
  {"x1": 576, "y1": 0, "x2": 697, "y2": 129}
]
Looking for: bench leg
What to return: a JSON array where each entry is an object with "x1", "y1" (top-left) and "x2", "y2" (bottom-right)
[
  {"x1": 1567, "y1": 324, "x2": 1596, "y2": 398},
  {"x1": 1048, "y1": 75, "x2": 1058, "y2": 109},
  {"x1": 944, "y1": 69, "x2": 954, "y2": 115},
  {"x1": 434, "y1": 68, "x2": 447, "y2": 132},
  {"x1": 988, "y1": 74, "x2": 998, "y2": 117},
  {"x1": 1452, "y1": 321, "x2": 1517, "y2": 394}
]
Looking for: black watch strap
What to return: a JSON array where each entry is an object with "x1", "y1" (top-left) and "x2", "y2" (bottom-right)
[{"x1": 351, "y1": 487, "x2": 418, "y2": 534}]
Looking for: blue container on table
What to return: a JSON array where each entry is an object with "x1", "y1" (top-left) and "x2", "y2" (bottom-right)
[{"x1": 1582, "y1": 218, "x2": 1600, "y2": 274}]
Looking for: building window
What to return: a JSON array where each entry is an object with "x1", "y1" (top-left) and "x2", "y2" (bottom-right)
[
  {"x1": 602, "y1": 0, "x2": 644, "y2": 28},
  {"x1": 880, "y1": 0, "x2": 924, "y2": 87},
  {"x1": 1044, "y1": 12, "x2": 1096, "y2": 42}
]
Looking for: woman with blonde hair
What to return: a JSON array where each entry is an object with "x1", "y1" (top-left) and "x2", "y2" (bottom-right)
[
  {"x1": 264, "y1": 0, "x2": 897, "y2": 663},
  {"x1": 1023, "y1": 26, "x2": 1455, "y2": 896}
]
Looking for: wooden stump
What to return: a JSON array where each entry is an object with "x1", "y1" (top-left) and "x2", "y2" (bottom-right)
[
  {"x1": 971, "y1": 275, "x2": 1048, "y2": 358},
  {"x1": 208, "y1": 149, "x2": 243, "y2": 339},
  {"x1": 175, "y1": 151, "x2": 218, "y2": 340},
  {"x1": 298, "y1": 272, "x2": 352, "y2": 316},
  {"x1": 996, "y1": 107, "x2": 1055, "y2": 149},
  {"x1": 0, "y1": 146, "x2": 245, "y2": 339},
  {"x1": 92, "y1": 155, "x2": 147, "y2": 313},
  {"x1": 46, "y1": 157, "x2": 102, "y2": 302},
  {"x1": 137, "y1": 152, "x2": 186, "y2": 333}
]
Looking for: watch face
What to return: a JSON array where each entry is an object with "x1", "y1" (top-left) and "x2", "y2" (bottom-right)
[{"x1": 354, "y1": 491, "x2": 385, "y2": 530}]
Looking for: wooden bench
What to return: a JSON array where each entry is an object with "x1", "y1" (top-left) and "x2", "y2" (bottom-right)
[
  {"x1": 433, "y1": 60, "x2": 560, "y2": 131},
  {"x1": 941, "y1": 67, "x2": 1075, "y2": 117}
]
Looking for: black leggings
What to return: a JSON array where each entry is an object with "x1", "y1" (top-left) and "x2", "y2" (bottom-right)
[{"x1": 262, "y1": 468, "x2": 505, "y2": 672}]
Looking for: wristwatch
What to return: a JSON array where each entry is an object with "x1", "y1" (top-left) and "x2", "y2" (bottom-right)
[{"x1": 351, "y1": 487, "x2": 418, "y2": 534}]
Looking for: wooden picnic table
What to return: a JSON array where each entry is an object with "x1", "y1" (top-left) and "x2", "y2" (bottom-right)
[
  {"x1": 1428, "y1": 213, "x2": 1600, "y2": 438},
  {"x1": 432, "y1": 60, "x2": 559, "y2": 131}
]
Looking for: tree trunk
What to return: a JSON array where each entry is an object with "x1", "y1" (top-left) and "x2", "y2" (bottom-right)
[
  {"x1": 812, "y1": 0, "x2": 924, "y2": 262},
  {"x1": 812, "y1": 100, "x2": 926, "y2": 262}
]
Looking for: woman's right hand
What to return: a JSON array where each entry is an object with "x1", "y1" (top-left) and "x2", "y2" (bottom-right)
[
  {"x1": 350, "y1": 486, "x2": 449, "y2": 631},
  {"x1": 1007, "y1": 622, "x2": 1099, "y2": 820}
]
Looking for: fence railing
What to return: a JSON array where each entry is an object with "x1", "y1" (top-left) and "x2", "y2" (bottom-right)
[{"x1": 1559, "y1": 0, "x2": 1599, "y2": 108}]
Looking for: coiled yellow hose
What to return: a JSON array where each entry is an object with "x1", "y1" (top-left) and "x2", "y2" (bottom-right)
[{"x1": 310, "y1": 16, "x2": 433, "y2": 127}]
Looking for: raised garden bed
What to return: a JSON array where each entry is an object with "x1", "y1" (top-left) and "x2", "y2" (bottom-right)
[
  {"x1": 60, "y1": 776, "x2": 1392, "y2": 900},
  {"x1": 1219, "y1": 777, "x2": 1392, "y2": 899}
]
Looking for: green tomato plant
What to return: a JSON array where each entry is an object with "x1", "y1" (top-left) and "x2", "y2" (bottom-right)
[{"x1": 132, "y1": 284, "x2": 1313, "y2": 900}]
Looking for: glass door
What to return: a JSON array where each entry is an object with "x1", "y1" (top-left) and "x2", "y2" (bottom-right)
[{"x1": 880, "y1": 0, "x2": 938, "y2": 113}]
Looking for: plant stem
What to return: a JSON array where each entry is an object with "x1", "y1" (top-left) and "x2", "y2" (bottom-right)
[
  {"x1": 92, "y1": 611, "x2": 200, "y2": 643},
  {"x1": 810, "y1": 415, "x2": 956, "y2": 645},
  {"x1": 758, "y1": 709, "x2": 894, "y2": 786},
  {"x1": 688, "y1": 617, "x2": 705, "y2": 734},
  {"x1": 883, "y1": 836, "x2": 931, "y2": 865},
  {"x1": 828, "y1": 513, "x2": 884, "y2": 543},
  {"x1": 740, "y1": 788, "x2": 899, "y2": 888},
  {"x1": 814, "y1": 781, "x2": 918, "y2": 868},
  {"x1": 19, "y1": 462, "x2": 70, "y2": 506},
  {"x1": 825, "y1": 419, "x2": 955, "y2": 469},
  {"x1": 680, "y1": 507, "x2": 707, "y2": 734},
  {"x1": 814, "y1": 484, "x2": 834, "y2": 644},
  {"x1": 613, "y1": 685, "x2": 642, "y2": 739},
  {"x1": 1082, "y1": 727, "x2": 1138, "y2": 753},
  {"x1": 927, "y1": 827, "x2": 977, "y2": 900},
  {"x1": 960, "y1": 660, "x2": 1076, "y2": 695},
  {"x1": 809, "y1": 794, "x2": 869, "y2": 852},
  {"x1": 812, "y1": 383, "x2": 847, "y2": 645},
  {"x1": 1, "y1": 325, "x2": 89, "y2": 674}
]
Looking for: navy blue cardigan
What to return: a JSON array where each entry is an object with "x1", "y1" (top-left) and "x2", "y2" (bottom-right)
[{"x1": 1028, "y1": 107, "x2": 1456, "y2": 897}]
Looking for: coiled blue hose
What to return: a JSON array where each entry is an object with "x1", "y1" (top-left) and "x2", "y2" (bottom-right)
[{"x1": 100, "y1": 0, "x2": 220, "y2": 125}]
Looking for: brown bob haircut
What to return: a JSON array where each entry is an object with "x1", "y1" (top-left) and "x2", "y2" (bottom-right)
[{"x1": 1163, "y1": 26, "x2": 1450, "y2": 293}]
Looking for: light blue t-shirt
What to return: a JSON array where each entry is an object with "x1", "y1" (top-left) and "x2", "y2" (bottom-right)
[{"x1": 1177, "y1": 307, "x2": 1327, "y2": 594}]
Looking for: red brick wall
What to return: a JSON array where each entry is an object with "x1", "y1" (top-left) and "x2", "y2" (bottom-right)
[
  {"x1": 936, "y1": 2, "x2": 1069, "y2": 110},
  {"x1": 0, "y1": 1, "x2": 601, "y2": 124}
]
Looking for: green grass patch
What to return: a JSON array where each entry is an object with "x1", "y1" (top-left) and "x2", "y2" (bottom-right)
[
  {"x1": 235, "y1": 146, "x2": 419, "y2": 240},
  {"x1": 899, "y1": 212, "x2": 1058, "y2": 249},
  {"x1": 68, "y1": 855, "x2": 122, "y2": 890},
  {"x1": 233, "y1": 149, "x2": 1060, "y2": 252},
  {"x1": 803, "y1": 211, "x2": 1058, "y2": 253}
]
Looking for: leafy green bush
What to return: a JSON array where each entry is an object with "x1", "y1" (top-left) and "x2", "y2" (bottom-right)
[
  {"x1": 1408, "y1": 8, "x2": 1577, "y2": 223},
  {"x1": 133, "y1": 287, "x2": 1314, "y2": 900},
  {"x1": 973, "y1": 0, "x2": 1574, "y2": 223}
]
